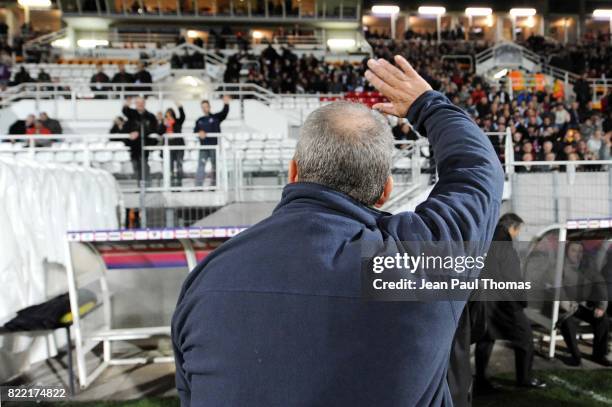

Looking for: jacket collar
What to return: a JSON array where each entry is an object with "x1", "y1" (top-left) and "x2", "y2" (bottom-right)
[{"x1": 274, "y1": 182, "x2": 385, "y2": 228}]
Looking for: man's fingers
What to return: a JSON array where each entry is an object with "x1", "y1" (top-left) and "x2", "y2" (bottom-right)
[
  {"x1": 378, "y1": 58, "x2": 406, "y2": 82},
  {"x1": 372, "y1": 103, "x2": 396, "y2": 116},
  {"x1": 367, "y1": 59, "x2": 401, "y2": 87},
  {"x1": 394, "y1": 55, "x2": 418, "y2": 77},
  {"x1": 365, "y1": 70, "x2": 396, "y2": 98}
]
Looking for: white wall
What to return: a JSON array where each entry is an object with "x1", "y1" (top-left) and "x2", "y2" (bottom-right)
[{"x1": 0, "y1": 158, "x2": 121, "y2": 383}]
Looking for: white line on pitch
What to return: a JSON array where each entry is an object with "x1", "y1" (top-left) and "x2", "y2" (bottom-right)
[{"x1": 549, "y1": 375, "x2": 612, "y2": 405}]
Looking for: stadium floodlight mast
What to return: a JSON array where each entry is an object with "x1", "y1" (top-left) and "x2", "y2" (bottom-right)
[
  {"x1": 593, "y1": 9, "x2": 612, "y2": 36},
  {"x1": 465, "y1": 7, "x2": 492, "y2": 37},
  {"x1": 509, "y1": 8, "x2": 537, "y2": 41},
  {"x1": 418, "y1": 6, "x2": 446, "y2": 43},
  {"x1": 371, "y1": 5, "x2": 401, "y2": 39}
]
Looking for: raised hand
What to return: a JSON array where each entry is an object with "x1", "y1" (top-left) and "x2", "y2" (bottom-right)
[{"x1": 365, "y1": 55, "x2": 432, "y2": 117}]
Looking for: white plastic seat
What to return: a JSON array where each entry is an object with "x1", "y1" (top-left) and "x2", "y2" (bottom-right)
[
  {"x1": 149, "y1": 161, "x2": 162, "y2": 174},
  {"x1": 281, "y1": 139, "x2": 297, "y2": 149},
  {"x1": 103, "y1": 162, "x2": 122, "y2": 174},
  {"x1": 233, "y1": 141, "x2": 248, "y2": 150},
  {"x1": 106, "y1": 141, "x2": 126, "y2": 149},
  {"x1": 243, "y1": 159, "x2": 261, "y2": 172},
  {"x1": 55, "y1": 151, "x2": 75, "y2": 162},
  {"x1": 234, "y1": 133, "x2": 250, "y2": 141},
  {"x1": 393, "y1": 157, "x2": 412, "y2": 170},
  {"x1": 247, "y1": 140, "x2": 265, "y2": 150},
  {"x1": 251, "y1": 134, "x2": 267, "y2": 141},
  {"x1": 114, "y1": 150, "x2": 131, "y2": 162},
  {"x1": 183, "y1": 160, "x2": 197, "y2": 173},
  {"x1": 150, "y1": 151, "x2": 162, "y2": 162},
  {"x1": 35, "y1": 151, "x2": 54, "y2": 162},
  {"x1": 281, "y1": 150, "x2": 294, "y2": 160},
  {"x1": 265, "y1": 140, "x2": 281, "y2": 149},
  {"x1": 245, "y1": 150, "x2": 264, "y2": 160},
  {"x1": 94, "y1": 151, "x2": 113, "y2": 162},
  {"x1": 263, "y1": 149, "x2": 282, "y2": 159}
]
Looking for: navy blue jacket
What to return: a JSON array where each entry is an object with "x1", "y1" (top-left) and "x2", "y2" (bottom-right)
[
  {"x1": 193, "y1": 104, "x2": 229, "y2": 145},
  {"x1": 172, "y1": 91, "x2": 504, "y2": 406}
]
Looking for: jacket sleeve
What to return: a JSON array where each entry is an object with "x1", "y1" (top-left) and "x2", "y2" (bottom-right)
[
  {"x1": 193, "y1": 117, "x2": 201, "y2": 133},
  {"x1": 213, "y1": 104, "x2": 229, "y2": 122},
  {"x1": 122, "y1": 106, "x2": 136, "y2": 121},
  {"x1": 380, "y1": 91, "x2": 504, "y2": 244},
  {"x1": 178, "y1": 106, "x2": 186, "y2": 126}
]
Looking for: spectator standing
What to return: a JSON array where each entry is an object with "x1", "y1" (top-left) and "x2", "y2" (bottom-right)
[
  {"x1": 39, "y1": 112, "x2": 62, "y2": 134},
  {"x1": 8, "y1": 114, "x2": 35, "y2": 136},
  {"x1": 13, "y1": 66, "x2": 32, "y2": 85},
  {"x1": 90, "y1": 63, "x2": 110, "y2": 98},
  {"x1": 573, "y1": 73, "x2": 591, "y2": 108},
  {"x1": 193, "y1": 95, "x2": 230, "y2": 186},
  {"x1": 112, "y1": 63, "x2": 134, "y2": 94},
  {"x1": 121, "y1": 97, "x2": 158, "y2": 182},
  {"x1": 133, "y1": 62, "x2": 153, "y2": 94},
  {"x1": 158, "y1": 102, "x2": 186, "y2": 186},
  {"x1": 26, "y1": 119, "x2": 52, "y2": 146},
  {"x1": 37, "y1": 68, "x2": 51, "y2": 82}
]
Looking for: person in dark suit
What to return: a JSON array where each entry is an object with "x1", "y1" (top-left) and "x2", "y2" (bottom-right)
[
  {"x1": 474, "y1": 213, "x2": 546, "y2": 392},
  {"x1": 133, "y1": 62, "x2": 153, "y2": 94},
  {"x1": 90, "y1": 63, "x2": 110, "y2": 98},
  {"x1": 112, "y1": 63, "x2": 134, "y2": 95},
  {"x1": 121, "y1": 97, "x2": 158, "y2": 182},
  {"x1": 172, "y1": 56, "x2": 505, "y2": 406},
  {"x1": 448, "y1": 299, "x2": 487, "y2": 407}
]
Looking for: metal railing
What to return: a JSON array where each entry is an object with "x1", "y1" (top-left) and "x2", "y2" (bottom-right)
[
  {"x1": 0, "y1": 81, "x2": 344, "y2": 126},
  {"x1": 589, "y1": 78, "x2": 612, "y2": 104}
]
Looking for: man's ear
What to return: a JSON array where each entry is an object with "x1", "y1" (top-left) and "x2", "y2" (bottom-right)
[
  {"x1": 374, "y1": 176, "x2": 393, "y2": 208},
  {"x1": 288, "y1": 159, "x2": 298, "y2": 183}
]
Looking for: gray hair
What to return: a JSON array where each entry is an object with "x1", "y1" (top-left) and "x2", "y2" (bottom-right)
[{"x1": 294, "y1": 101, "x2": 394, "y2": 206}]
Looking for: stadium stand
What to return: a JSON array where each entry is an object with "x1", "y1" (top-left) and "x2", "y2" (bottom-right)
[{"x1": 0, "y1": 2, "x2": 612, "y2": 403}]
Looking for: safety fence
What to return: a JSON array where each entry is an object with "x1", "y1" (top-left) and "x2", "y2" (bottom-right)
[{"x1": 506, "y1": 160, "x2": 612, "y2": 239}]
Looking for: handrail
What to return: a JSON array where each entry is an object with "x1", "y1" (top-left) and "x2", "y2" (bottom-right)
[
  {"x1": 161, "y1": 42, "x2": 227, "y2": 66},
  {"x1": 24, "y1": 28, "x2": 67, "y2": 48}
]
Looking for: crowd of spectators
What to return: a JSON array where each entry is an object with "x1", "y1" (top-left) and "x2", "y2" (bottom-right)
[
  {"x1": 3, "y1": 30, "x2": 612, "y2": 167},
  {"x1": 368, "y1": 38, "x2": 611, "y2": 167},
  {"x1": 89, "y1": 62, "x2": 153, "y2": 95},
  {"x1": 521, "y1": 34, "x2": 612, "y2": 77},
  {"x1": 223, "y1": 44, "x2": 368, "y2": 93}
]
